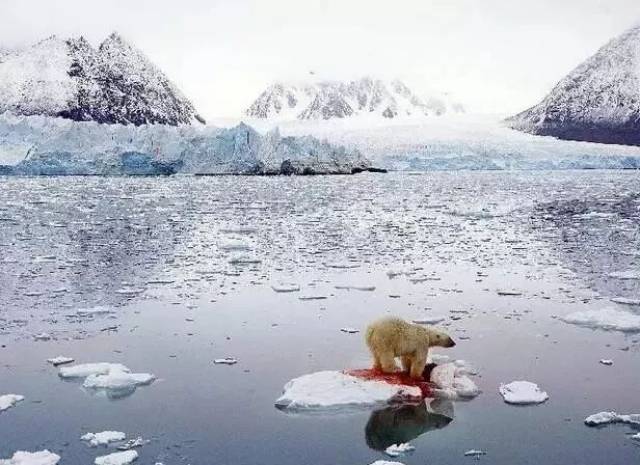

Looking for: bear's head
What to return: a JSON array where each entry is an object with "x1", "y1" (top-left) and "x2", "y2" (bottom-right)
[{"x1": 428, "y1": 328, "x2": 456, "y2": 348}]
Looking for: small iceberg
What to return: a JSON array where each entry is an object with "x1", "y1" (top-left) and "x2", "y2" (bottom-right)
[
  {"x1": 47, "y1": 356, "x2": 75, "y2": 366},
  {"x1": 499, "y1": 381, "x2": 548, "y2": 405},
  {"x1": 59, "y1": 363, "x2": 155, "y2": 397},
  {"x1": 560, "y1": 308, "x2": 640, "y2": 332},
  {"x1": 94, "y1": 451, "x2": 138, "y2": 465},
  {"x1": 0, "y1": 394, "x2": 24, "y2": 412},
  {"x1": 384, "y1": 443, "x2": 415, "y2": 457},
  {"x1": 584, "y1": 411, "x2": 640, "y2": 426},
  {"x1": 81, "y1": 431, "x2": 126, "y2": 447},
  {"x1": 0, "y1": 451, "x2": 60, "y2": 465},
  {"x1": 430, "y1": 362, "x2": 481, "y2": 400}
]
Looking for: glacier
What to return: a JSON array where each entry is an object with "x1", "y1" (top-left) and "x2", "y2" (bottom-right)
[{"x1": 0, "y1": 113, "x2": 370, "y2": 176}]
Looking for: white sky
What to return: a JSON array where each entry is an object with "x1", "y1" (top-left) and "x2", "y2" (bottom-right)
[{"x1": 2, "y1": 0, "x2": 640, "y2": 119}]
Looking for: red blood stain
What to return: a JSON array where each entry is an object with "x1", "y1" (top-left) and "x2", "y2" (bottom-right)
[{"x1": 345, "y1": 368, "x2": 435, "y2": 398}]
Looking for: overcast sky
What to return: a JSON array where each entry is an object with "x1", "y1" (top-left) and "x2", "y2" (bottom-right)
[{"x1": 3, "y1": 0, "x2": 640, "y2": 119}]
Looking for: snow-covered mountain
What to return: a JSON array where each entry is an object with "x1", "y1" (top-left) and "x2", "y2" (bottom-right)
[
  {"x1": 508, "y1": 25, "x2": 640, "y2": 145},
  {"x1": 245, "y1": 77, "x2": 464, "y2": 120},
  {"x1": 0, "y1": 33, "x2": 204, "y2": 126}
]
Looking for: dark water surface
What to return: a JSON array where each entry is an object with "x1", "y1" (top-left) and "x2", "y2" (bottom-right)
[{"x1": 1, "y1": 172, "x2": 639, "y2": 465}]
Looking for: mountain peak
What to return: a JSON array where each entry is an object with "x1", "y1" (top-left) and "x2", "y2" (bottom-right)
[
  {"x1": 507, "y1": 23, "x2": 640, "y2": 145},
  {"x1": 246, "y1": 77, "x2": 463, "y2": 120}
]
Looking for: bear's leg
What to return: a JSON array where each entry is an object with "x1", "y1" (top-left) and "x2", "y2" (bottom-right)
[
  {"x1": 401, "y1": 355, "x2": 413, "y2": 373},
  {"x1": 378, "y1": 350, "x2": 398, "y2": 374},
  {"x1": 409, "y1": 352, "x2": 427, "y2": 379},
  {"x1": 372, "y1": 354, "x2": 382, "y2": 371}
]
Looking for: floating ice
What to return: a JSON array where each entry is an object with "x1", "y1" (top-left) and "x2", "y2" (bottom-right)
[
  {"x1": 560, "y1": 308, "x2": 640, "y2": 332},
  {"x1": 59, "y1": 363, "x2": 155, "y2": 396},
  {"x1": 499, "y1": 381, "x2": 549, "y2": 405},
  {"x1": 584, "y1": 411, "x2": 640, "y2": 426},
  {"x1": 464, "y1": 450, "x2": 487, "y2": 458},
  {"x1": 608, "y1": 271, "x2": 640, "y2": 280},
  {"x1": 94, "y1": 450, "x2": 138, "y2": 465},
  {"x1": 33, "y1": 332, "x2": 51, "y2": 341},
  {"x1": 74, "y1": 307, "x2": 114, "y2": 317},
  {"x1": 384, "y1": 443, "x2": 415, "y2": 457},
  {"x1": 218, "y1": 238, "x2": 252, "y2": 251},
  {"x1": 334, "y1": 285, "x2": 376, "y2": 291},
  {"x1": 599, "y1": 359, "x2": 613, "y2": 366},
  {"x1": 611, "y1": 297, "x2": 640, "y2": 306},
  {"x1": 81, "y1": 431, "x2": 126, "y2": 447},
  {"x1": 271, "y1": 282, "x2": 300, "y2": 293},
  {"x1": 497, "y1": 290, "x2": 522, "y2": 296},
  {"x1": 340, "y1": 328, "x2": 360, "y2": 334},
  {"x1": 412, "y1": 316, "x2": 446, "y2": 325},
  {"x1": 117, "y1": 437, "x2": 148, "y2": 451},
  {"x1": 213, "y1": 358, "x2": 238, "y2": 365},
  {"x1": 275, "y1": 371, "x2": 422, "y2": 412},
  {"x1": 632, "y1": 433, "x2": 640, "y2": 440},
  {"x1": 0, "y1": 451, "x2": 60, "y2": 465},
  {"x1": 0, "y1": 394, "x2": 24, "y2": 412},
  {"x1": 430, "y1": 362, "x2": 481, "y2": 399},
  {"x1": 47, "y1": 356, "x2": 74, "y2": 366},
  {"x1": 369, "y1": 462, "x2": 405, "y2": 465},
  {"x1": 228, "y1": 254, "x2": 261, "y2": 265}
]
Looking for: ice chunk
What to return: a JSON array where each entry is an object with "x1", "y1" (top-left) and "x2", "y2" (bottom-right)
[
  {"x1": 499, "y1": 381, "x2": 548, "y2": 405},
  {"x1": 47, "y1": 356, "x2": 74, "y2": 366},
  {"x1": 631, "y1": 433, "x2": 640, "y2": 440},
  {"x1": 81, "y1": 431, "x2": 126, "y2": 447},
  {"x1": 334, "y1": 285, "x2": 376, "y2": 291},
  {"x1": 94, "y1": 451, "x2": 138, "y2": 465},
  {"x1": 412, "y1": 316, "x2": 446, "y2": 325},
  {"x1": 0, "y1": 451, "x2": 60, "y2": 465},
  {"x1": 608, "y1": 271, "x2": 640, "y2": 280},
  {"x1": 369, "y1": 462, "x2": 405, "y2": 465},
  {"x1": 384, "y1": 443, "x2": 415, "y2": 457},
  {"x1": 340, "y1": 328, "x2": 359, "y2": 334},
  {"x1": 584, "y1": 411, "x2": 640, "y2": 426},
  {"x1": 611, "y1": 297, "x2": 640, "y2": 306},
  {"x1": 74, "y1": 306, "x2": 114, "y2": 317},
  {"x1": 430, "y1": 363, "x2": 480, "y2": 399},
  {"x1": 59, "y1": 363, "x2": 130, "y2": 379},
  {"x1": 271, "y1": 282, "x2": 300, "y2": 293},
  {"x1": 213, "y1": 358, "x2": 238, "y2": 365},
  {"x1": 117, "y1": 437, "x2": 148, "y2": 451},
  {"x1": 464, "y1": 450, "x2": 487, "y2": 458},
  {"x1": 0, "y1": 394, "x2": 24, "y2": 412},
  {"x1": 83, "y1": 371, "x2": 155, "y2": 391},
  {"x1": 275, "y1": 371, "x2": 422, "y2": 412},
  {"x1": 560, "y1": 308, "x2": 640, "y2": 332},
  {"x1": 33, "y1": 332, "x2": 51, "y2": 341},
  {"x1": 599, "y1": 359, "x2": 613, "y2": 366}
]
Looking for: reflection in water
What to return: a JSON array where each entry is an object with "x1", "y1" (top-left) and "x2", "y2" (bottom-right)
[{"x1": 365, "y1": 399, "x2": 454, "y2": 451}]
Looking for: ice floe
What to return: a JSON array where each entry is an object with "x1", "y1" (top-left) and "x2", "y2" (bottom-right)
[
  {"x1": 464, "y1": 450, "x2": 487, "y2": 458},
  {"x1": 213, "y1": 357, "x2": 238, "y2": 365},
  {"x1": 369, "y1": 462, "x2": 405, "y2": 465},
  {"x1": 0, "y1": 451, "x2": 60, "y2": 465},
  {"x1": 58, "y1": 363, "x2": 155, "y2": 396},
  {"x1": 275, "y1": 361, "x2": 479, "y2": 412},
  {"x1": 499, "y1": 381, "x2": 549, "y2": 405},
  {"x1": 599, "y1": 359, "x2": 613, "y2": 366},
  {"x1": 271, "y1": 282, "x2": 300, "y2": 293},
  {"x1": 340, "y1": 327, "x2": 360, "y2": 334},
  {"x1": 584, "y1": 411, "x2": 640, "y2": 426},
  {"x1": 412, "y1": 316, "x2": 446, "y2": 325},
  {"x1": 0, "y1": 394, "x2": 24, "y2": 412},
  {"x1": 94, "y1": 450, "x2": 138, "y2": 465},
  {"x1": 47, "y1": 356, "x2": 74, "y2": 366},
  {"x1": 384, "y1": 443, "x2": 415, "y2": 457},
  {"x1": 608, "y1": 271, "x2": 640, "y2": 280},
  {"x1": 81, "y1": 431, "x2": 126, "y2": 447},
  {"x1": 560, "y1": 308, "x2": 640, "y2": 332},
  {"x1": 611, "y1": 297, "x2": 640, "y2": 306},
  {"x1": 275, "y1": 371, "x2": 422, "y2": 412}
]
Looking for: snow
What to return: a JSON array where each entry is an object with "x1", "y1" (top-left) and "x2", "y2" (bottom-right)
[
  {"x1": 0, "y1": 451, "x2": 60, "y2": 465},
  {"x1": 94, "y1": 451, "x2": 138, "y2": 465},
  {"x1": 560, "y1": 308, "x2": 640, "y2": 332},
  {"x1": 47, "y1": 356, "x2": 74, "y2": 366},
  {"x1": 0, "y1": 394, "x2": 24, "y2": 412},
  {"x1": 275, "y1": 371, "x2": 422, "y2": 412},
  {"x1": 584, "y1": 411, "x2": 640, "y2": 426},
  {"x1": 499, "y1": 381, "x2": 549, "y2": 405},
  {"x1": 384, "y1": 443, "x2": 415, "y2": 457},
  {"x1": 81, "y1": 431, "x2": 126, "y2": 447}
]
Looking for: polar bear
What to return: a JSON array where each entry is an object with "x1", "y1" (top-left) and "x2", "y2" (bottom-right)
[{"x1": 365, "y1": 316, "x2": 456, "y2": 379}]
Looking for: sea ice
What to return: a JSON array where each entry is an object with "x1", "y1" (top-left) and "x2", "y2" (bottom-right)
[
  {"x1": 412, "y1": 316, "x2": 446, "y2": 325},
  {"x1": 584, "y1": 411, "x2": 640, "y2": 426},
  {"x1": 0, "y1": 394, "x2": 24, "y2": 412},
  {"x1": 430, "y1": 362, "x2": 480, "y2": 399},
  {"x1": 464, "y1": 450, "x2": 487, "y2": 458},
  {"x1": 74, "y1": 306, "x2": 114, "y2": 317},
  {"x1": 58, "y1": 363, "x2": 155, "y2": 395},
  {"x1": 611, "y1": 297, "x2": 640, "y2": 306},
  {"x1": 47, "y1": 356, "x2": 74, "y2": 366},
  {"x1": 560, "y1": 308, "x2": 640, "y2": 332},
  {"x1": 213, "y1": 357, "x2": 238, "y2": 365},
  {"x1": 81, "y1": 431, "x2": 126, "y2": 447},
  {"x1": 275, "y1": 371, "x2": 422, "y2": 412},
  {"x1": 499, "y1": 381, "x2": 549, "y2": 405},
  {"x1": 599, "y1": 359, "x2": 613, "y2": 366},
  {"x1": 59, "y1": 363, "x2": 130, "y2": 379},
  {"x1": 369, "y1": 462, "x2": 405, "y2": 465},
  {"x1": 384, "y1": 443, "x2": 415, "y2": 457},
  {"x1": 0, "y1": 451, "x2": 60, "y2": 465},
  {"x1": 94, "y1": 450, "x2": 138, "y2": 465},
  {"x1": 340, "y1": 328, "x2": 360, "y2": 334}
]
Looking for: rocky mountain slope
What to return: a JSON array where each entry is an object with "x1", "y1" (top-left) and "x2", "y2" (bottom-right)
[
  {"x1": 507, "y1": 25, "x2": 640, "y2": 145},
  {"x1": 0, "y1": 33, "x2": 204, "y2": 126},
  {"x1": 246, "y1": 77, "x2": 463, "y2": 120}
]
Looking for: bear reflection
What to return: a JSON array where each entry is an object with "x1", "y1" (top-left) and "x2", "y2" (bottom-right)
[{"x1": 365, "y1": 399, "x2": 454, "y2": 451}]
